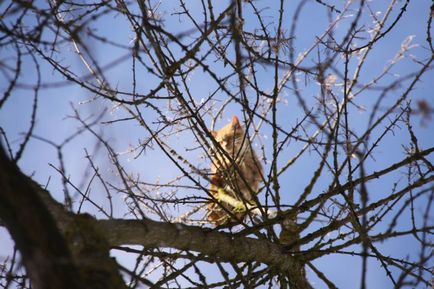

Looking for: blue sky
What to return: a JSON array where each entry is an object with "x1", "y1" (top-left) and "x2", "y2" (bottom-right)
[{"x1": 0, "y1": 0, "x2": 433, "y2": 288}]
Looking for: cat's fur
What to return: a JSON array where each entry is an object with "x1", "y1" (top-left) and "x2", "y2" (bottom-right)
[{"x1": 207, "y1": 116, "x2": 263, "y2": 225}]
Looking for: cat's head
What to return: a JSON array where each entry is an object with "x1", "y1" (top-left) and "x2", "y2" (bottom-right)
[{"x1": 211, "y1": 116, "x2": 245, "y2": 154}]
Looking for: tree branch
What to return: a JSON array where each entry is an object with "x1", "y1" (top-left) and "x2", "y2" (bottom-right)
[
  {"x1": 99, "y1": 218, "x2": 295, "y2": 270},
  {"x1": 0, "y1": 146, "x2": 85, "y2": 289},
  {"x1": 0, "y1": 145, "x2": 127, "y2": 289}
]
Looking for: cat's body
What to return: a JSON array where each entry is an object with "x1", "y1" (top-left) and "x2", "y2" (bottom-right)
[{"x1": 207, "y1": 116, "x2": 263, "y2": 225}]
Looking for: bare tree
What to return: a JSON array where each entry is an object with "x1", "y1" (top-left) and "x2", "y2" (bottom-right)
[{"x1": 0, "y1": 1, "x2": 433, "y2": 288}]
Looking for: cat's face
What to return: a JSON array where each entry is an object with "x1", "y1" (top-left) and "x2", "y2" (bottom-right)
[{"x1": 211, "y1": 116, "x2": 245, "y2": 156}]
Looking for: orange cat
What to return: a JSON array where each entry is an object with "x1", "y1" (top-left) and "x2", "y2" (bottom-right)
[{"x1": 207, "y1": 116, "x2": 263, "y2": 225}]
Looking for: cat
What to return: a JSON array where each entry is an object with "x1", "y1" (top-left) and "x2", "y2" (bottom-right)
[{"x1": 207, "y1": 116, "x2": 263, "y2": 225}]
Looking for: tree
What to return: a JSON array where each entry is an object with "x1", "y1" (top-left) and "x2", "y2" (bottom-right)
[{"x1": 0, "y1": 0, "x2": 433, "y2": 288}]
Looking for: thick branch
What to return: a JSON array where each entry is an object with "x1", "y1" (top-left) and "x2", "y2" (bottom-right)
[
  {"x1": 0, "y1": 147, "x2": 85, "y2": 289},
  {"x1": 0, "y1": 145, "x2": 307, "y2": 285},
  {"x1": 0, "y1": 145, "x2": 127, "y2": 289},
  {"x1": 99, "y1": 218, "x2": 301, "y2": 273}
]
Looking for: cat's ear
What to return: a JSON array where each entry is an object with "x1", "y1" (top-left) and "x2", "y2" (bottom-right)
[
  {"x1": 231, "y1": 116, "x2": 240, "y2": 127},
  {"x1": 210, "y1": 131, "x2": 218, "y2": 138}
]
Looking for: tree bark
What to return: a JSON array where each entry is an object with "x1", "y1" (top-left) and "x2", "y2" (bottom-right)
[
  {"x1": 0, "y1": 147, "x2": 85, "y2": 289},
  {"x1": 0, "y1": 146, "x2": 127, "y2": 289},
  {"x1": 0, "y1": 145, "x2": 310, "y2": 288}
]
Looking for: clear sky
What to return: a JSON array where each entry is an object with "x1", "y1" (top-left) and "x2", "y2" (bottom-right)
[{"x1": 0, "y1": 0, "x2": 433, "y2": 288}]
